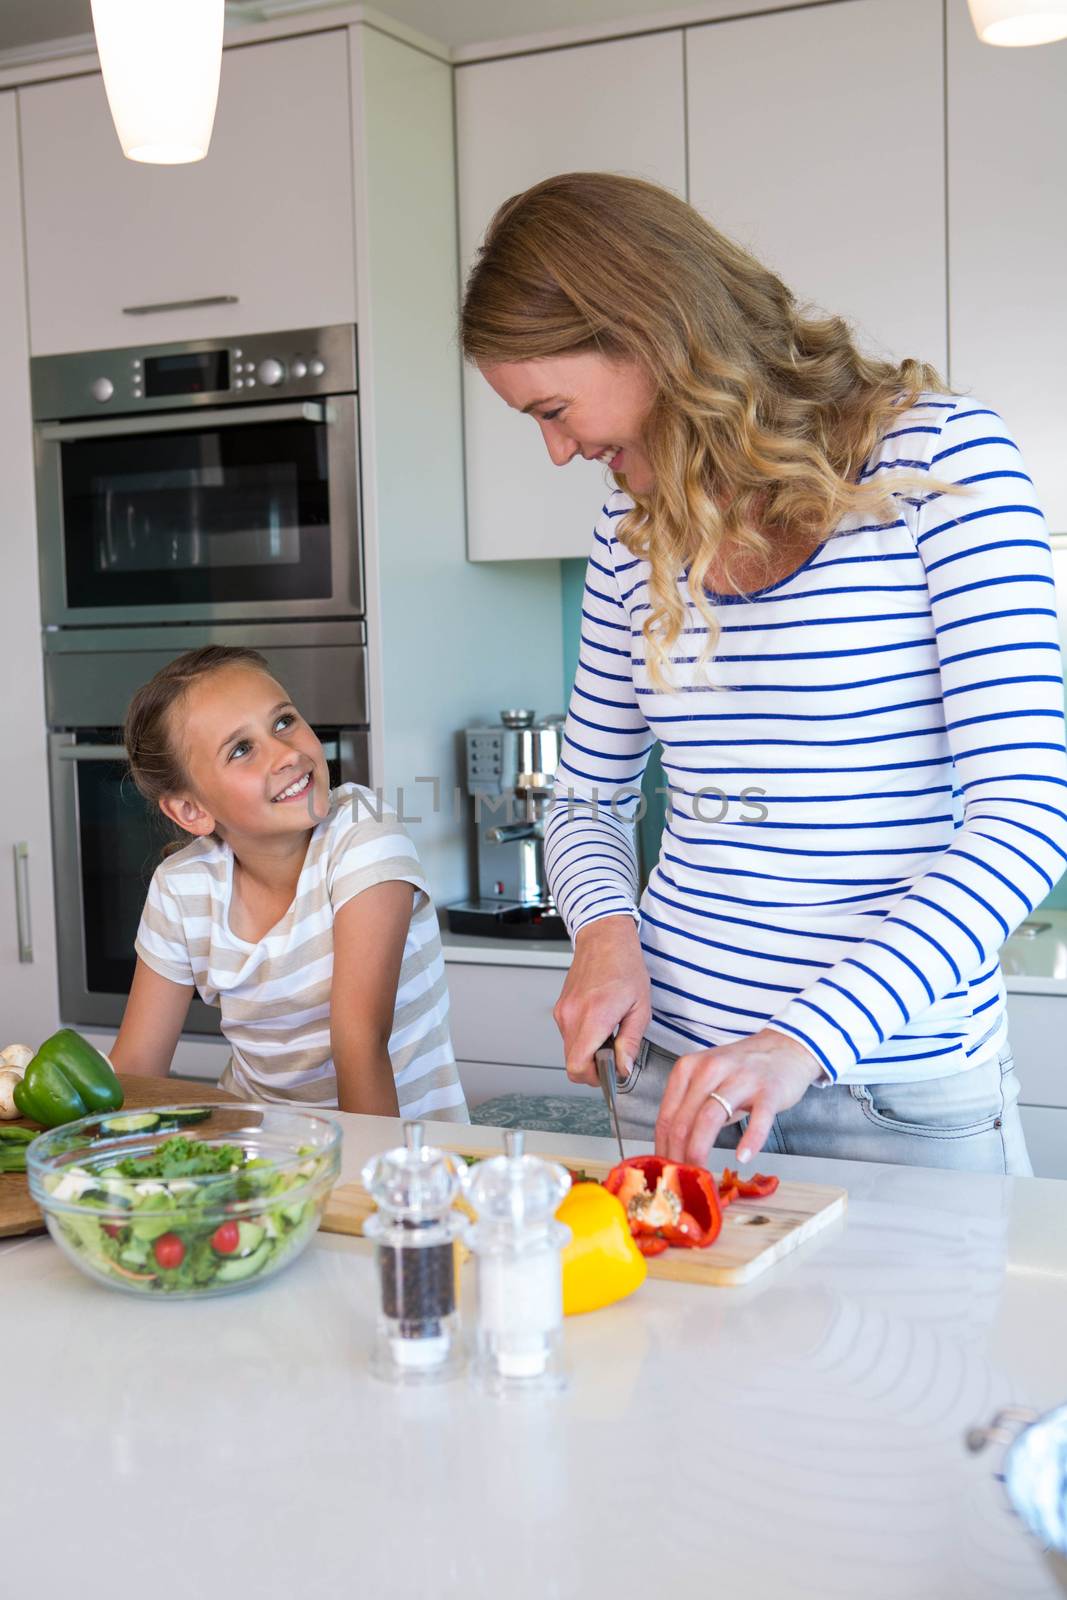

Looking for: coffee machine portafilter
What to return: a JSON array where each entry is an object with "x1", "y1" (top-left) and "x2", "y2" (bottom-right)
[{"x1": 445, "y1": 709, "x2": 569, "y2": 940}]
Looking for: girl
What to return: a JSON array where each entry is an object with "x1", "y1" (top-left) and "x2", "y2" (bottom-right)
[
  {"x1": 111, "y1": 644, "x2": 468, "y2": 1122},
  {"x1": 462, "y1": 171, "x2": 1067, "y2": 1174}
]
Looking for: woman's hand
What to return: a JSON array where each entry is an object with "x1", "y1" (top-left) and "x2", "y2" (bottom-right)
[
  {"x1": 553, "y1": 915, "x2": 650, "y2": 1086},
  {"x1": 656, "y1": 1028, "x2": 824, "y2": 1166}
]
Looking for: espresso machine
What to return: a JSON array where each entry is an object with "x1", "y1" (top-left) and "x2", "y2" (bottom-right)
[{"x1": 446, "y1": 709, "x2": 569, "y2": 940}]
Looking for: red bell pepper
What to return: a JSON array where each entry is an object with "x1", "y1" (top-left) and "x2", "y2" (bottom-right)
[
  {"x1": 604, "y1": 1155, "x2": 722, "y2": 1251},
  {"x1": 718, "y1": 1168, "x2": 780, "y2": 1207}
]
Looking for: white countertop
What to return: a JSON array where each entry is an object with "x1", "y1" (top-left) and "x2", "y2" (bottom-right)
[
  {"x1": 3, "y1": 1114, "x2": 1065, "y2": 1598},
  {"x1": 441, "y1": 928, "x2": 573, "y2": 967},
  {"x1": 443, "y1": 912, "x2": 1067, "y2": 994}
]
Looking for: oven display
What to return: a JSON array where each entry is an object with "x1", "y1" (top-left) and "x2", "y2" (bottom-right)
[{"x1": 143, "y1": 350, "x2": 229, "y2": 398}]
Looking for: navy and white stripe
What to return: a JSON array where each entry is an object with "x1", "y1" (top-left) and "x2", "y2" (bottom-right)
[{"x1": 544, "y1": 397, "x2": 1067, "y2": 1084}]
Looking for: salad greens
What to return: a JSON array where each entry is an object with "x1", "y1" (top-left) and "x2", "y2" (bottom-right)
[{"x1": 44, "y1": 1134, "x2": 328, "y2": 1295}]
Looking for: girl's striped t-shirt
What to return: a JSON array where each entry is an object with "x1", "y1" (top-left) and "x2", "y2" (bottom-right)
[
  {"x1": 136, "y1": 783, "x2": 469, "y2": 1120},
  {"x1": 544, "y1": 395, "x2": 1067, "y2": 1084}
]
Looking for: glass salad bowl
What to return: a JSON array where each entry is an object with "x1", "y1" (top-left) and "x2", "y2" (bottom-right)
[{"x1": 26, "y1": 1102, "x2": 341, "y2": 1298}]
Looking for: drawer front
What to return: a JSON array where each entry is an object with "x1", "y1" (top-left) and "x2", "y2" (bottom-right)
[
  {"x1": 1006, "y1": 993, "x2": 1067, "y2": 1109},
  {"x1": 1020, "y1": 1106, "x2": 1067, "y2": 1181},
  {"x1": 446, "y1": 963, "x2": 565, "y2": 1069}
]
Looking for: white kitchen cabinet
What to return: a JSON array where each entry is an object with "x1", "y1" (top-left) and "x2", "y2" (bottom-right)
[
  {"x1": 946, "y1": 5, "x2": 1067, "y2": 531},
  {"x1": 446, "y1": 960, "x2": 567, "y2": 1071},
  {"x1": 686, "y1": 0, "x2": 947, "y2": 371},
  {"x1": 18, "y1": 31, "x2": 356, "y2": 356},
  {"x1": 456, "y1": 32, "x2": 687, "y2": 561},
  {"x1": 0, "y1": 92, "x2": 61, "y2": 1046},
  {"x1": 1019, "y1": 1108, "x2": 1067, "y2": 1183},
  {"x1": 1005, "y1": 991, "x2": 1067, "y2": 1179}
]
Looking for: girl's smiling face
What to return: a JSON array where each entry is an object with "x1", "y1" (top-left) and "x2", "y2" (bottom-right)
[
  {"x1": 159, "y1": 665, "x2": 329, "y2": 843},
  {"x1": 479, "y1": 352, "x2": 656, "y2": 494}
]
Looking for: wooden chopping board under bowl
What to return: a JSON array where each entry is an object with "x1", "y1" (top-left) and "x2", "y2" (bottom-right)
[
  {"x1": 322, "y1": 1144, "x2": 847, "y2": 1287},
  {"x1": 0, "y1": 1075, "x2": 241, "y2": 1239}
]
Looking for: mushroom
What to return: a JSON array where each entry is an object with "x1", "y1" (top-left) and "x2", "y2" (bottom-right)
[
  {"x1": 0, "y1": 1069, "x2": 23, "y2": 1119},
  {"x1": 0, "y1": 1044, "x2": 33, "y2": 1120}
]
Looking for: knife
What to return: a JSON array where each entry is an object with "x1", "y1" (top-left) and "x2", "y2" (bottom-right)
[{"x1": 595, "y1": 1039, "x2": 626, "y2": 1163}]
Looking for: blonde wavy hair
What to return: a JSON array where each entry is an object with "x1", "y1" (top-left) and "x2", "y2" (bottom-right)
[{"x1": 461, "y1": 172, "x2": 956, "y2": 688}]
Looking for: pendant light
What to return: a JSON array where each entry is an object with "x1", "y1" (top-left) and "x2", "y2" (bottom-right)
[
  {"x1": 967, "y1": 0, "x2": 1067, "y2": 45},
  {"x1": 90, "y1": 0, "x2": 225, "y2": 164}
]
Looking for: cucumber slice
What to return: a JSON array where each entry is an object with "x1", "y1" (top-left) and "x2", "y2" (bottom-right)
[
  {"x1": 159, "y1": 1107, "x2": 213, "y2": 1129},
  {"x1": 235, "y1": 1221, "x2": 265, "y2": 1256},
  {"x1": 215, "y1": 1240, "x2": 273, "y2": 1283},
  {"x1": 98, "y1": 1112, "x2": 162, "y2": 1136}
]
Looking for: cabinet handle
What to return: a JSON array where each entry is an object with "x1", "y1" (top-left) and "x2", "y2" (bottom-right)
[
  {"x1": 122, "y1": 294, "x2": 239, "y2": 316},
  {"x1": 12, "y1": 842, "x2": 32, "y2": 965}
]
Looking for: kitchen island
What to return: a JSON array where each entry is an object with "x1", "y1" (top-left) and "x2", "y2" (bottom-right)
[{"x1": 2, "y1": 1112, "x2": 1064, "y2": 1599}]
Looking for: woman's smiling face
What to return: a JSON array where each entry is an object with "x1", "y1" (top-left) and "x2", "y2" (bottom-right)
[{"x1": 479, "y1": 352, "x2": 656, "y2": 494}]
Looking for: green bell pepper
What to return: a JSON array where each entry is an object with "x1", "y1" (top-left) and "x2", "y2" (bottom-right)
[{"x1": 12, "y1": 1029, "x2": 124, "y2": 1127}]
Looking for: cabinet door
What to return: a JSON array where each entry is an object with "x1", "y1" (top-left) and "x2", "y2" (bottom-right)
[
  {"x1": 0, "y1": 93, "x2": 60, "y2": 1043},
  {"x1": 947, "y1": 4, "x2": 1067, "y2": 530},
  {"x1": 687, "y1": 0, "x2": 947, "y2": 371},
  {"x1": 19, "y1": 31, "x2": 356, "y2": 355},
  {"x1": 456, "y1": 33, "x2": 686, "y2": 561}
]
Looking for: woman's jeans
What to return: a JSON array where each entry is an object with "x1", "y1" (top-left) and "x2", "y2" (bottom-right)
[{"x1": 615, "y1": 1038, "x2": 1033, "y2": 1176}]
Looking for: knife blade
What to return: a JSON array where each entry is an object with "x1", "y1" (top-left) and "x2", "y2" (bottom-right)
[{"x1": 595, "y1": 1039, "x2": 626, "y2": 1163}]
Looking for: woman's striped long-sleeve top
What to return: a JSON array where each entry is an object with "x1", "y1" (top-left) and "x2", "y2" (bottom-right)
[{"x1": 543, "y1": 395, "x2": 1067, "y2": 1084}]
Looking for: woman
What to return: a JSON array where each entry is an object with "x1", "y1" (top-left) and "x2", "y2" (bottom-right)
[{"x1": 461, "y1": 172, "x2": 1067, "y2": 1176}]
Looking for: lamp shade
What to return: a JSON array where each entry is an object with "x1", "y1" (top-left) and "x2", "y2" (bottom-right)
[
  {"x1": 90, "y1": 0, "x2": 225, "y2": 164},
  {"x1": 966, "y1": 0, "x2": 1067, "y2": 45}
]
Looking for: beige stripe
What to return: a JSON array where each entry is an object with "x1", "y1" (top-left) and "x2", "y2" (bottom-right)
[{"x1": 391, "y1": 1017, "x2": 454, "y2": 1076}]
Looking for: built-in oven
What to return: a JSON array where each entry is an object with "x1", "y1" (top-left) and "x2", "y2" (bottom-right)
[
  {"x1": 45, "y1": 622, "x2": 370, "y2": 1033},
  {"x1": 31, "y1": 325, "x2": 361, "y2": 627}
]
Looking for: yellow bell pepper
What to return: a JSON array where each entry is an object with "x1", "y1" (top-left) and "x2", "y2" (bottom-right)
[{"x1": 557, "y1": 1181, "x2": 647, "y2": 1315}]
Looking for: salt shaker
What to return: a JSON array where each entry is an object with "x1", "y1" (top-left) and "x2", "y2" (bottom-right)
[
  {"x1": 467, "y1": 1131, "x2": 571, "y2": 1395},
  {"x1": 361, "y1": 1122, "x2": 467, "y2": 1383}
]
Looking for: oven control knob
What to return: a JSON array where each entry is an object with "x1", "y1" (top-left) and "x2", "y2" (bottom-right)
[
  {"x1": 309, "y1": 357, "x2": 325, "y2": 378},
  {"x1": 291, "y1": 358, "x2": 308, "y2": 380},
  {"x1": 91, "y1": 377, "x2": 114, "y2": 403},
  {"x1": 257, "y1": 357, "x2": 286, "y2": 386}
]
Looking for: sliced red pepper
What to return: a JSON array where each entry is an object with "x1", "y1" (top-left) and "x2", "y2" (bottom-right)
[
  {"x1": 604, "y1": 1155, "x2": 722, "y2": 1251},
  {"x1": 635, "y1": 1234, "x2": 671, "y2": 1258},
  {"x1": 736, "y1": 1172, "x2": 779, "y2": 1200}
]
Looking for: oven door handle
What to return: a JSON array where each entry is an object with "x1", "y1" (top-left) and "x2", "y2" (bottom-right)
[
  {"x1": 56, "y1": 744, "x2": 128, "y2": 761},
  {"x1": 58, "y1": 741, "x2": 341, "y2": 762},
  {"x1": 38, "y1": 401, "x2": 327, "y2": 443}
]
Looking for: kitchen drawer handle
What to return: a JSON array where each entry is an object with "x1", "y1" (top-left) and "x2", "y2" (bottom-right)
[
  {"x1": 40, "y1": 401, "x2": 326, "y2": 443},
  {"x1": 122, "y1": 294, "x2": 239, "y2": 316},
  {"x1": 13, "y1": 842, "x2": 32, "y2": 964}
]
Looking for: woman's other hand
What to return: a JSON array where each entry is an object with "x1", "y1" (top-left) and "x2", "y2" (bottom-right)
[
  {"x1": 553, "y1": 915, "x2": 651, "y2": 1086},
  {"x1": 656, "y1": 1029, "x2": 824, "y2": 1166}
]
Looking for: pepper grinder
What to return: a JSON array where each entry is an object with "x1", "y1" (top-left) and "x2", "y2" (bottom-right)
[
  {"x1": 467, "y1": 1130, "x2": 572, "y2": 1396},
  {"x1": 361, "y1": 1122, "x2": 467, "y2": 1383}
]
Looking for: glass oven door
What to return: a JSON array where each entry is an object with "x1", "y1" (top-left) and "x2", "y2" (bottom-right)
[
  {"x1": 35, "y1": 396, "x2": 361, "y2": 626},
  {"x1": 49, "y1": 728, "x2": 369, "y2": 1033}
]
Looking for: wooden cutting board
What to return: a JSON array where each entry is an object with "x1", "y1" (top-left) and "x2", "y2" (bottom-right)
[
  {"x1": 0, "y1": 1075, "x2": 240, "y2": 1239},
  {"x1": 322, "y1": 1145, "x2": 847, "y2": 1287}
]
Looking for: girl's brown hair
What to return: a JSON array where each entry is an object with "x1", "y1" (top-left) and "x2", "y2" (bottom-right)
[
  {"x1": 124, "y1": 645, "x2": 271, "y2": 849},
  {"x1": 461, "y1": 171, "x2": 956, "y2": 686}
]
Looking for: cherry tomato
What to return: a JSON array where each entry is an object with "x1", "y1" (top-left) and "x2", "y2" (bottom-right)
[
  {"x1": 153, "y1": 1232, "x2": 185, "y2": 1270},
  {"x1": 211, "y1": 1221, "x2": 240, "y2": 1256}
]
